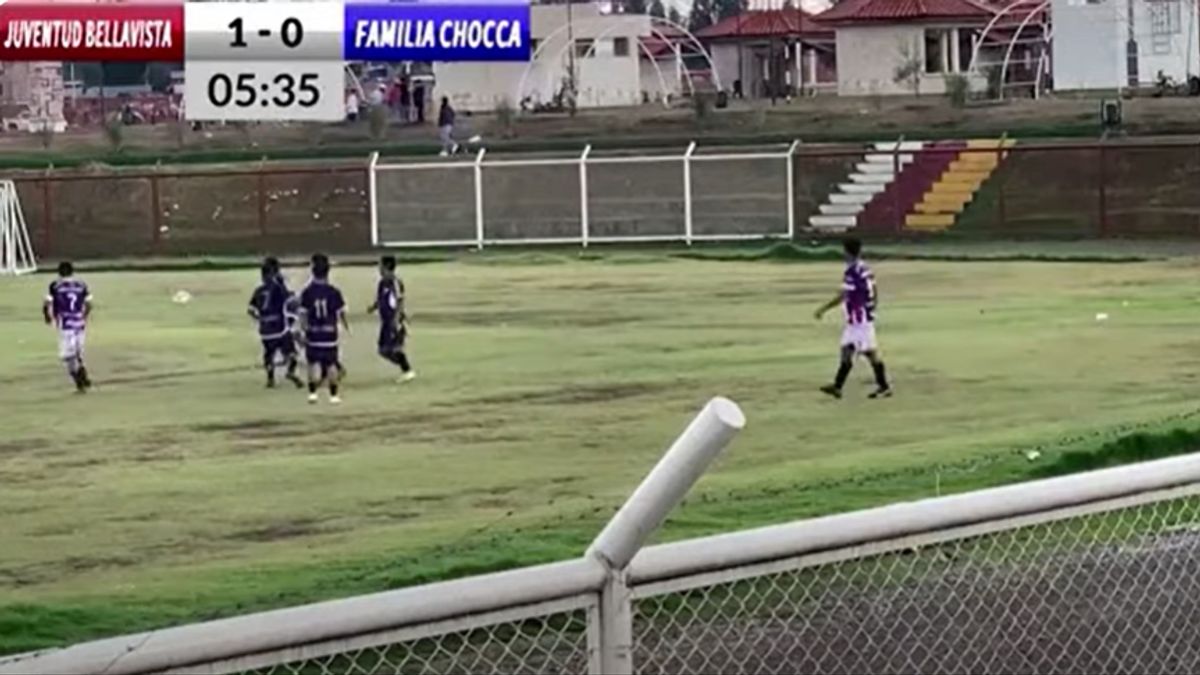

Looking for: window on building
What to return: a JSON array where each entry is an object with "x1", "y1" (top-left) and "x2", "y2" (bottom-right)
[
  {"x1": 575, "y1": 38, "x2": 595, "y2": 58},
  {"x1": 1149, "y1": 0, "x2": 1182, "y2": 35},
  {"x1": 957, "y1": 29, "x2": 976, "y2": 71},
  {"x1": 924, "y1": 29, "x2": 949, "y2": 74}
]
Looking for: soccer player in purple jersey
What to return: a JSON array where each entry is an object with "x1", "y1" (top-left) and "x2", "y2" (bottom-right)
[
  {"x1": 42, "y1": 261, "x2": 93, "y2": 393},
  {"x1": 265, "y1": 257, "x2": 306, "y2": 368},
  {"x1": 298, "y1": 253, "x2": 350, "y2": 405},
  {"x1": 248, "y1": 259, "x2": 303, "y2": 389},
  {"x1": 814, "y1": 238, "x2": 892, "y2": 399},
  {"x1": 367, "y1": 255, "x2": 416, "y2": 383}
]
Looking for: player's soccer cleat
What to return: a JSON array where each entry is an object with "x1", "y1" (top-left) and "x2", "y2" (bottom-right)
[
  {"x1": 819, "y1": 384, "x2": 843, "y2": 400},
  {"x1": 307, "y1": 393, "x2": 319, "y2": 404},
  {"x1": 869, "y1": 387, "x2": 893, "y2": 399},
  {"x1": 329, "y1": 395, "x2": 343, "y2": 405},
  {"x1": 286, "y1": 373, "x2": 304, "y2": 389},
  {"x1": 399, "y1": 371, "x2": 417, "y2": 384}
]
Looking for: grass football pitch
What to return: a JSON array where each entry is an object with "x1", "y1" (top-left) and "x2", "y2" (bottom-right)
[{"x1": 2, "y1": 251, "x2": 1200, "y2": 654}]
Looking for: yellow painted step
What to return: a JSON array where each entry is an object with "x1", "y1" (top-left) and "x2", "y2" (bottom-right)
[
  {"x1": 952, "y1": 156, "x2": 999, "y2": 169},
  {"x1": 906, "y1": 213, "x2": 956, "y2": 229},
  {"x1": 922, "y1": 193, "x2": 971, "y2": 210},
  {"x1": 967, "y1": 139, "x2": 1004, "y2": 149},
  {"x1": 938, "y1": 174, "x2": 987, "y2": 188},
  {"x1": 928, "y1": 182, "x2": 977, "y2": 197},
  {"x1": 914, "y1": 201, "x2": 965, "y2": 215}
]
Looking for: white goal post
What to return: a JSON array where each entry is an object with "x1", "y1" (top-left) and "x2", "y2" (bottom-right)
[{"x1": 0, "y1": 180, "x2": 37, "y2": 276}]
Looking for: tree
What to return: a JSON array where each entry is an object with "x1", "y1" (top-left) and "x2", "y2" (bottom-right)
[
  {"x1": 72, "y1": 62, "x2": 103, "y2": 89},
  {"x1": 648, "y1": 0, "x2": 665, "y2": 17},
  {"x1": 668, "y1": 5, "x2": 683, "y2": 23},
  {"x1": 102, "y1": 63, "x2": 149, "y2": 87},
  {"x1": 715, "y1": 0, "x2": 744, "y2": 21},
  {"x1": 626, "y1": 0, "x2": 648, "y2": 13},
  {"x1": 893, "y1": 38, "x2": 923, "y2": 97},
  {"x1": 146, "y1": 62, "x2": 176, "y2": 93},
  {"x1": 689, "y1": 0, "x2": 716, "y2": 31}
]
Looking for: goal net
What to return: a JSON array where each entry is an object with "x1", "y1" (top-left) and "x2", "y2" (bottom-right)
[{"x1": 0, "y1": 180, "x2": 37, "y2": 276}]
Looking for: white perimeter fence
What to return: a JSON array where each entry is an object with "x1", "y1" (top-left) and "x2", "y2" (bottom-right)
[
  {"x1": 368, "y1": 142, "x2": 800, "y2": 249},
  {"x1": 8, "y1": 398, "x2": 1200, "y2": 674}
]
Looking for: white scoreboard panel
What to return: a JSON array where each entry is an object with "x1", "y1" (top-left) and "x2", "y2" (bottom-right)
[{"x1": 183, "y1": 2, "x2": 344, "y2": 122}]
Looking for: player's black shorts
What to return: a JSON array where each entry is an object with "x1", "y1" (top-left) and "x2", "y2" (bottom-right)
[
  {"x1": 378, "y1": 324, "x2": 407, "y2": 352},
  {"x1": 261, "y1": 333, "x2": 296, "y2": 358},
  {"x1": 306, "y1": 345, "x2": 340, "y2": 368}
]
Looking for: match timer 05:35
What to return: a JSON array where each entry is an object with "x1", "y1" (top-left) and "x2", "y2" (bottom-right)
[{"x1": 183, "y1": 2, "x2": 344, "y2": 122}]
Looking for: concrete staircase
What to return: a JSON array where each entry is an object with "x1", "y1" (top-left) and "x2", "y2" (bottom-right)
[
  {"x1": 856, "y1": 141, "x2": 964, "y2": 233},
  {"x1": 808, "y1": 141, "x2": 924, "y2": 232},
  {"x1": 906, "y1": 138, "x2": 1014, "y2": 232}
]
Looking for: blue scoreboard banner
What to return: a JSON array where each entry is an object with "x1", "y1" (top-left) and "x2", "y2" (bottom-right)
[{"x1": 344, "y1": 0, "x2": 531, "y2": 62}]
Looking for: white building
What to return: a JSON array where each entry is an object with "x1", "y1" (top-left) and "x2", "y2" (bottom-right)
[
  {"x1": 695, "y1": 7, "x2": 837, "y2": 98},
  {"x1": 0, "y1": 61, "x2": 67, "y2": 132},
  {"x1": 816, "y1": 0, "x2": 994, "y2": 96},
  {"x1": 1052, "y1": 0, "x2": 1199, "y2": 90},
  {"x1": 434, "y1": 3, "x2": 687, "y2": 111}
]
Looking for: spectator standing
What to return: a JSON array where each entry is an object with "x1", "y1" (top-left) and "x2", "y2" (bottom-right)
[
  {"x1": 346, "y1": 89, "x2": 360, "y2": 122},
  {"x1": 386, "y1": 78, "x2": 400, "y2": 119},
  {"x1": 413, "y1": 83, "x2": 426, "y2": 124},
  {"x1": 438, "y1": 97, "x2": 458, "y2": 156},
  {"x1": 398, "y1": 78, "x2": 411, "y2": 124}
]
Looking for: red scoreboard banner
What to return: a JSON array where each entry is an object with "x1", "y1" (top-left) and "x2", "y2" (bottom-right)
[{"x1": 0, "y1": 1, "x2": 184, "y2": 62}]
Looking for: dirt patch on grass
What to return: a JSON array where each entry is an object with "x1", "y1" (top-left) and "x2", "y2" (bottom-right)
[
  {"x1": 101, "y1": 366, "x2": 247, "y2": 387},
  {"x1": 418, "y1": 309, "x2": 638, "y2": 329},
  {"x1": 0, "y1": 438, "x2": 51, "y2": 458},
  {"x1": 467, "y1": 381, "x2": 673, "y2": 407},
  {"x1": 549, "y1": 281, "x2": 663, "y2": 294},
  {"x1": 225, "y1": 518, "x2": 330, "y2": 543},
  {"x1": 191, "y1": 418, "x2": 290, "y2": 434}
]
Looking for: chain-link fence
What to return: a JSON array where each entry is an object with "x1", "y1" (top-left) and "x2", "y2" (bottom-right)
[
  {"x1": 8, "y1": 404, "x2": 1200, "y2": 675},
  {"x1": 12, "y1": 164, "x2": 370, "y2": 260},
  {"x1": 631, "y1": 486, "x2": 1200, "y2": 675},
  {"x1": 370, "y1": 144, "x2": 798, "y2": 249},
  {"x1": 11, "y1": 139, "x2": 1200, "y2": 261},
  {"x1": 205, "y1": 596, "x2": 596, "y2": 675}
]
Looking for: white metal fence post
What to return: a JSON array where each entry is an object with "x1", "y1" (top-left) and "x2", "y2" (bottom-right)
[
  {"x1": 786, "y1": 140, "x2": 800, "y2": 241},
  {"x1": 683, "y1": 141, "x2": 697, "y2": 245},
  {"x1": 580, "y1": 144, "x2": 592, "y2": 248},
  {"x1": 587, "y1": 397, "x2": 745, "y2": 673},
  {"x1": 588, "y1": 397, "x2": 745, "y2": 570},
  {"x1": 367, "y1": 152, "x2": 380, "y2": 247},
  {"x1": 474, "y1": 148, "x2": 487, "y2": 250},
  {"x1": 598, "y1": 572, "x2": 634, "y2": 675}
]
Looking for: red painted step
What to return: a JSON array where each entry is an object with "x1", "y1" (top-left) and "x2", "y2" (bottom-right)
[{"x1": 856, "y1": 141, "x2": 966, "y2": 233}]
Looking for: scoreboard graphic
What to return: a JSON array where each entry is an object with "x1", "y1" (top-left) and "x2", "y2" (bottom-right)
[{"x1": 0, "y1": 0, "x2": 532, "y2": 121}]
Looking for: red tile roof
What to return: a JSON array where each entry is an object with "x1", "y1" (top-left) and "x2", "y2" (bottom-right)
[
  {"x1": 815, "y1": 0, "x2": 994, "y2": 25},
  {"x1": 695, "y1": 8, "x2": 835, "y2": 40},
  {"x1": 641, "y1": 25, "x2": 701, "y2": 58}
]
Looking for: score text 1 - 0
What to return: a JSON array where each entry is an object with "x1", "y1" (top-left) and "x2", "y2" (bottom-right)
[
  {"x1": 184, "y1": 2, "x2": 343, "y2": 61},
  {"x1": 184, "y1": 61, "x2": 344, "y2": 122}
]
